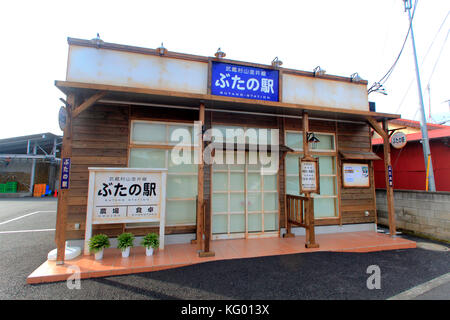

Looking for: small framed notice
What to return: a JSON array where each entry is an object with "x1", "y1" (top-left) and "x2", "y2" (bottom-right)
[
  {"x1": 342, "y1": 163, "x2": 370, "y2": 188},
  {"x1": 299, "y1": 157, "x2": 320, "y2": 194}
]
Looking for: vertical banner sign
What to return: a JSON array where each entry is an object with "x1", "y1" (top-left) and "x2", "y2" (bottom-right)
[
  {"x1": 388, "y1": 165, "x2": 393, "y2": 187},
  {"x1": 60, "y1": 158, "x2": 71, "y2": 189},
  {"x1": 211, "y1": 61, "x2": 279, "y2": 102}
]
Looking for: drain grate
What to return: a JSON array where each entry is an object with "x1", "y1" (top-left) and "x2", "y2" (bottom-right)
[{"x1": 416, "y1": 242, "x2": 449, "y2": 252}]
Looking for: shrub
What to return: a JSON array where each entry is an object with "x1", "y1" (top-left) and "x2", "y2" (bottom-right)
[
  {"x1": 117, "y1": 232, "x2": 135, "y2": 251},
  {"x1": 89, "y1": 234, "x2": 110, "y2": 253},
  {"x1": 141, "y1": 233, "x2": 159, "y2": 249}
]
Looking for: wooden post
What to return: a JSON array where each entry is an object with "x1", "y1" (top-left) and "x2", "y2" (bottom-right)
[
  {"x1": 55, "y1": 93, "x2": 74, "y2": 264},
  {"x1": 199, "y1": 110, "x2": 214, "y2": 258},
  {"x1": 284, "y1": 196, "x2": 294, "y2": 238},
  {"x1": 199, "y1": 192, "x2": 214, "y2": 257},
  {"x1": 195, "y1": 103, "x2": 205, "y2": 250},
  {"x1": 382, "y1": 119, "x2": 397, "y2": 237},
  {"x1": 302, "y1": 112, "x2": 319, "y2": 248}
]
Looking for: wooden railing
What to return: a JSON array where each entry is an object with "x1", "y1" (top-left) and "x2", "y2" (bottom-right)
[
  {"x1": 286, "y1": 194, "x2": 309, "y2": 228},
  {"x1": 285, "y1": 194, "x2": 319, "y2": 248}
]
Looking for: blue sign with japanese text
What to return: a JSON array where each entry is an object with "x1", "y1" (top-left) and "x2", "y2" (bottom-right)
[
  {"x1": 60, "y1": 158, "x2": 71, "y2": 189},
  {"x1": 211, "y1": 61, "x2": 279, "y2": 102},
  {"x1": 388, "y1": 165, "x2": 393, "y2": 187}
]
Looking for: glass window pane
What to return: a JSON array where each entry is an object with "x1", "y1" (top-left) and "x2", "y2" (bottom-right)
[
  {"x1": 166, "y1": 200, "x2": 196, "y2": 225},
  {"x1": 212, "y1": 193, "x2": 228, "y2": 213},
  {"x1": 230, "y1": 173, "x2": 244, "y2": 191},
  {"x1": 286, "y1": 176, "x2": 300, "y2": 196},
  {"x1": 248, "y1": 213, "x2": 262, "y2": 232},
  {"x1": 317, "y1": 156, "x2": 335, "y2": 175},
  {"x1": 286, "y1": 132, "x2": 303, "y2": 150},
  {"x1": 169, "y1": 125, "x2": 193, "y2": 145},
  {"x1": 263, "y1": 175, "x2": 277, "y2": 191},
  {"x1": 285, "y1": 154, "x2": 300, "y2": 175},
  {"x1": 264, "y1": 212, "x2": 278, "y2": 231},
  {"x1": 247, "y1": 173, "x2": 261, "y2": 191},
  {"x1": 257, "y1": 128, "x2": 271, "y2": 145},
  {"x1": 129, "y1": 149, "x2": 166, "y2": 168},
  {"x1": 264, "y1": 192, "x2": 278, "y2": 211},
  {"x1": 212, "y1": 214, "x2": 228, "y2": 234},
  {"x1": 168, "y1": 149, "x2": 197, "y2": 173},
  {"x1": 246, "y1": 151, "x2": 260, "y2": 171},
  {"x1": 313, "y1": 197, "x2": 336, "y2": 218},
  {"x1": 230, "y1": 193, "x2": 245, "y2": 212},
  {"x1": 229, "y1": 151, "x2": 245, "y2": 170},
  {"x1": 132, "y1": 122, "x2": 166, "y2": 143},
  {"x1": 244, "y1": 127, "x2": 259, "y2": 145},
  {"x1": 311, "y1": 134, "x2": 334, "y2": 151},
  {"x1": 248, "y1": 192, "x2": 262, "y2": 212},
  {"x1": 213, "y1": 172, "x2": 228, "y2": 192},
  {"x1": 167, "y1": 176, "x2": 197, "y2": 198},
  {"x1": 230, "y1": 214, "x2": 245, "y2": 233},
  {"x1": 319, "y1": 176, "x2": 336, "y2": 196}
]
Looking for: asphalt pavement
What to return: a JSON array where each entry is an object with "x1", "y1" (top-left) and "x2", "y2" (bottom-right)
[{"x1": 0, "y1": 198, "x2": 448, "y2": 300}]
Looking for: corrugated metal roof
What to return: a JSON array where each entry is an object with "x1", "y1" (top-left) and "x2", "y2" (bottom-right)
[{"x1": 0, "y1": 132, "x2": 62, "y2": 155}]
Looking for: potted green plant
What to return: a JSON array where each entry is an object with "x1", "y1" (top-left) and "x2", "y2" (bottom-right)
[
  {"x1": 141, "y1": 233, "x2": 159, "y2": 256},
  {"x1": 88, "y1": 234, "x2": 110, "y2": 260},
  {"x1": 117, "y1": 232, "x2": 135, "y2": 258}
]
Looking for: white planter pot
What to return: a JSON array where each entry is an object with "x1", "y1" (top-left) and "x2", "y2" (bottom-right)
[
  {"x1": 121, "y1": 247, "x2": 130, "y2": 258},
  {"x1": 145, "y1": 247, "x2": 154, "y2": 256},
  {"x1": 95, "y1": 249, "x2": 104, "y2": 260}
]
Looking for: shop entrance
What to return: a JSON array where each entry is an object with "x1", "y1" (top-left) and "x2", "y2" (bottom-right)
[{"x1": 211, "y1": 152, "x2": 279, "y2": 239}]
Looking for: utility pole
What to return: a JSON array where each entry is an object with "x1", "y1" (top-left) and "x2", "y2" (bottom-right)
[{"x1": 404, "y1": 0, "x2": 436, "y2": 191}]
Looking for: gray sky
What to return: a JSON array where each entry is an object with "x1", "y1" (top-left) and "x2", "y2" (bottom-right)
[{"x1": 0, "y1": 0, "x2": 448, "y2": 139}]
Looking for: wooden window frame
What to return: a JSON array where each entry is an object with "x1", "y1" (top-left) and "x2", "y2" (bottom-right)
[
  {"x1": 128, "y1": 120, "x2": 200, "y2": 228},
  {"x1": 284, "y1": 131, "x2": 340, "y2": 220}
]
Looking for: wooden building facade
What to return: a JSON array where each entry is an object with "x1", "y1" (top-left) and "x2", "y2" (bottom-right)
[{"x1": 54, "y1": 37, "x2": 399, "y2": 263}]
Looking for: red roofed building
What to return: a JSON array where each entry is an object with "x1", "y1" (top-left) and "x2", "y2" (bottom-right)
[{"x1": 372, "y1": 119, "x2": 450, "y2": 191}]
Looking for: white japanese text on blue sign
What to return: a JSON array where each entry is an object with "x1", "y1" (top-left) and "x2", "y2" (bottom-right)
[
  {"x1": 211, "y1": 61, "x2": 279, "y2": 101},
  {"x1": 60, "y1": 158, "x2": 71, "y2": 189}
]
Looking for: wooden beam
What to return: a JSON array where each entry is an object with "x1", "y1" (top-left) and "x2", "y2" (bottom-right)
[
  {"x1": 71, "y1": 91, "x2": 106, "y2": 118},
  {"x1": 366, "y1": 117, "x2": 388, "y2": 140},
  {"x1": 382, "y1": 119, "x2": 397, "y2": 236},
  {"x1": 199, "y1": 110, "x2": 214, "y2": 258},
  {"x1": 302, "y1": 111, "x2": 319, "y2": 248},
  {"x1": 55, "y1": 94, "x2": 75, "y2": 264}
]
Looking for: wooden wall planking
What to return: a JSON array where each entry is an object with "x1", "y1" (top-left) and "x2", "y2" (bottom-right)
[
  {"x1": 283, "y1": 119, "x2": 376, "y2": 225},
  {"x1": 337, "y1": 122, "x2": 376, "y2": 224},
  {"x1": 65, "y1": 103, "x2": 200, "y2": 239},
  {"x1": 65, "y1": 103, "x2": 377, "y2": 240}
]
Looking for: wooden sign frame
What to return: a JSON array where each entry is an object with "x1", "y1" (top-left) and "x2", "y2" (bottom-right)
[
  {"x1": 342, "y1": 162, "x2": 370, "y2": 188},
  {"x1": 299, "y1": 157, "x2": 320, "y2": 194},
  {"x1": 84, "y1": 167, "x2": 168, "y2": 254}
]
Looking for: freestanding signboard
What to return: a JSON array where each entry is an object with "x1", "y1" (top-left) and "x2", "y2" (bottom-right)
[{"x1": 84, "y1": 168, "x2": 168, "y2": 254}]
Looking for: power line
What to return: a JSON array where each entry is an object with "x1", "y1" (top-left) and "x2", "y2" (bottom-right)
[
  {"x1": 394, "y1": 10, "x2": 449, "y2": 115},
  {"x1": 368, "y1": 0, "x2": 418, "y2": 95},
  {"x1": 426, "y1": 27, "x2": 449, "y2": 86}
]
